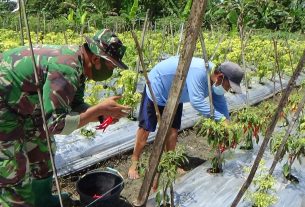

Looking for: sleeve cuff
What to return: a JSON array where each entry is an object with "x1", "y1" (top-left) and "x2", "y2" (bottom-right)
[{"x1": 60, "y1": 113, "x2": 80, "y2": 135}]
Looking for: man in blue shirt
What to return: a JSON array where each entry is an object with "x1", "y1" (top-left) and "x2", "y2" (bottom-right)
[{"x1": 128, "y1": 56, "x2": 244, "y2": 180}]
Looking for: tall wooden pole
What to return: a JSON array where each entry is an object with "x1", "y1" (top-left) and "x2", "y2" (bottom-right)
[
  {"x1": 133, "y1": 10, "x2": 149, "y2": 94},
  {"x1": 133, "y1": 0, "x2": 208, "y2": 206},
  {"x1": 199, "y1": 32, "x2": 214, "y2": 118},
  {"x1": 20, "y1": 1, "x2": 64, "y2": 206},
  {"x1": 231, "y1": 48, "x2": 305, "y2": 207},
  {"x1": 17, "y1": 0, "x2": 24, "y2": 45}
]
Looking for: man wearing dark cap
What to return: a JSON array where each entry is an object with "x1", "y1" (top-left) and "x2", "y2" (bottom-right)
[
  {"x1": 128, "y1": 56, "x2": 244, "y2": 181},
  {"x1": 0, "y1": 29, "x2": 130, "y2": 207}
]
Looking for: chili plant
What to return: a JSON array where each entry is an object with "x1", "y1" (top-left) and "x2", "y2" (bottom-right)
[
  {"x1": 195, "y1": 118, "x2": 242, "y2": 173},
  {"x1": 84, "y1": 70, "x2": 141, "y2": 119},
  {"x1": 257, "y1": 102, "x2": 277, "y2": 132},
  {"x1": 155, "y1": 146, "x2": 188, "y2": 207},
  {"x1": 245, "y1": 160, "x2": 278, "y2": 207},
  {"x1": 270, "y1": 115, "x2": 305, "y2": 183},
  {"x1": 116, "y1": 70, "x2": 142, "y2": 109},
  {"x1": 234, "y1": 108, "x2": 263, "y2": 150},
  {"x1": 285, "y1": 92, "x2": 301, "y2": 114},
  {"x1": 80, "y1": 127, "x2": 96, "y2": 139}
]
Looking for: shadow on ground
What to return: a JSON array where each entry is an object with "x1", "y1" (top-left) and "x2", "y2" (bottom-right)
[{"x1": 180, "y1": 155, "x2": 206, "y2": 171}]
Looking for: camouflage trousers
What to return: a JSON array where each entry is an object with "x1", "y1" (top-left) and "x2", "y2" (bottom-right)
[{"x1": 0, "y1": 97, "x2": 54, "y2": 207}]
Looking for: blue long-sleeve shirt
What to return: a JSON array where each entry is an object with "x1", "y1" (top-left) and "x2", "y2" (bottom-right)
[{"x1": 146, "y1": 56, "x2": 229, "y2": 121}]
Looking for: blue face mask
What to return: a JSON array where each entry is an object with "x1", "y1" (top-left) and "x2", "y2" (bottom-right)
[{"x1": 212, "y1": 77, "x2": 226, "y2": 96}]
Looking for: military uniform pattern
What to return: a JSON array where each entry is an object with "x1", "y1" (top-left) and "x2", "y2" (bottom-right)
[{"x1": 0, "y1": 45, "x2": 88, "y2": 206}]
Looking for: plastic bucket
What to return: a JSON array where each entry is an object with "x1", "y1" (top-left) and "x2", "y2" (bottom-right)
[{"x1": 76, "y1": 171, "x2": 124, "y2": 207}]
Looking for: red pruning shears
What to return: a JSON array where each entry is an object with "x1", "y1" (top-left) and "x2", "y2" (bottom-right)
[
  {"x1": 95, "y1": 116, "x2": 113, "y2": 132},
  {"x1": 92, "y1": 194, "x2": 103, "y2": 199}
]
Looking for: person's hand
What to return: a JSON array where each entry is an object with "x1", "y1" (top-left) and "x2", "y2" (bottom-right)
[
  {"x1": 95, "y1": 96, "x2": 131, "y2": 120},
  {"x1": 111, "y1": 118, "x2": 119, "y2": 124}
]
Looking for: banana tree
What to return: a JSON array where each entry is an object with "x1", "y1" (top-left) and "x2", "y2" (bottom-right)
[{"x1": 62, "y1": 0, "x2": 94, "y2": 34}]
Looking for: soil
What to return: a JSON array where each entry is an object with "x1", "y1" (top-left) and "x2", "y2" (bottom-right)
[{"x1": 58, "y1": 128, "x2": 210, "y2": 206}]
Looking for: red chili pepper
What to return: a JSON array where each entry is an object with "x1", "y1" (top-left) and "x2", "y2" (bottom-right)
[
  {"x1": 95, "y1": 116, "x2": 113, "y2": 132},
  {"x1": 243, "y1": 126, "x2": 247, "y2": 134},
  {"x1": 93, "y1": 194, "x2": 103, "y2": 199},
  {"x1": 253, "y1": 125, "x2": 260, "y2": 138},
  {"x1": 218, "y1": 143, "x2": 226, "y2": 153},
  {"x1": 231, "y1": 140, "x2": 237, "y2": 149}
]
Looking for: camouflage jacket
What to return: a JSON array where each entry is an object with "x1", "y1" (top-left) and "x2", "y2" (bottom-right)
[{"x1": 0, "y1": 45, "x2": 89, "y2": 135}]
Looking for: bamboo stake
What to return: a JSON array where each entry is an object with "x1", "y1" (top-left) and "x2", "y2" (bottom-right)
[
  {"x1": 43, "y1": 12, "x2": 46, "y2": 37},
  {"x1": 170, "y1": 21, "x2": 175, "y2": 55},
  {"x1": 199, "y1": 31, "x2": 214, "y2": 118},
  {"x1": 269, "y1": 93, "x2": 305, "y2": 175},
  {"x1": 273, "y1": 38, "x2": 283, "y2": 91},
  {"x1": 199, "y1": 31, "x2": 224, "y2": 171},
  {"x1": 209, "y1": 34, "x2": 225, "y2": 61},
  {"x1": 133, "y1": 10, "x2": 149, "y2": 94},
  {"x1": 131, "y1": 31, "x2": 161, "y2": 125},
  {"x1": 20, "y1": 1, "x2": 64, "y2": 207},
  {"x1": 241, "y1": 33, "x2": 249, "y2": 105},
  {"x1": 272, "y1": 58, "x2": 276, "y2": 100},
  {"x1": 35, "y1": 14, "x2": 39, "y2": 44},
  {"x1": 170, "y1": 184, "x2": 174, "y2": 207},
  {"x1": 17, "y1": 0, "x2": 24, "y2": 45},
  {"x1": 285, "y1": 38, "x2": 295, "y2": 73},
  {"x1": 63, "y1": 29, "x2": 68, "y2": 45},
  {"x1": 238, "y1": 17, "x2": 249, "y2": 106},
  {"x1": 230, "y1": 48, "x2": 305, "y2": 207},
  {"x1": 158, "y1": 26, "x2": 167, "y2": 62},
  {"x1": 224, "y1": 38, "x2": 232, "y2": 61},
  {"x1": 147, "y1": 22, "x2": 154, "y2": 65},
  {"x1": 154, "y1": 20, "x2": 157, "y2": 32}
]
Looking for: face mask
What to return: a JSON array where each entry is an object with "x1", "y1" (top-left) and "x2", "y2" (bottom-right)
[
  {"x1": 212, "y1": 76, "x2": 226, "y2": 96},
  {"x1": 91, "y1": 58, "x2": 114, "y2": 81}
]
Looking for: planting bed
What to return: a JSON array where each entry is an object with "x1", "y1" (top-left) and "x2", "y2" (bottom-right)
[
  {"x1": 146, "y1": 129, "x2": 305, "y2": 207},
  {"x1": 54, "y1": 73, "x2": 305, "y2": 176}
]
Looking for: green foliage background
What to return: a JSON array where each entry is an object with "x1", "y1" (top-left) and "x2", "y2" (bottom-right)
[{"x1": 0, "y1": 0, "x2": 304, "y2": 32}]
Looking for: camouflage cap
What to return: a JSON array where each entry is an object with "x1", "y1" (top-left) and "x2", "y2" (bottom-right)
[{"x1": 85, "y1": 29, "x2": 128, "y2": 69}]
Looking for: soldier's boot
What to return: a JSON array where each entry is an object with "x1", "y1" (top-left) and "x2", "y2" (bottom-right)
[{"x1": 32, "y1": 176, "x2": 71, "y2": 207}]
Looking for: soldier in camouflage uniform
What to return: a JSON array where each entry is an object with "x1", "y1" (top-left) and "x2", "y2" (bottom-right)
[{"x1": 0, "y1": 29, "x2": 130, "y2": 207}]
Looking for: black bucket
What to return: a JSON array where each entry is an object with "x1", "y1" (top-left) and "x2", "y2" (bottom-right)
[{"x1": 76, "y1": 171, "x2": 124, "y2": 207}]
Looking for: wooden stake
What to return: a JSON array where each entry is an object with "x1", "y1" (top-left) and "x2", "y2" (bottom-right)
[
  {"x1": 133, "y1": 10, "x2": 150, "y2": 94},
  {"x1": 158, "y1": 26, "x2": 167, "y2": 62},
  {"x1": 199, "y1": 31, "x2": 214, "y2": 118},
  {"x1": 131, "y1": 31, "x2": 161, "y2": 125},
  {"x1": 273, "y1": 38, "x2": 283, "y2": 91},
  {"x1": 230, "y1": 48, "x2": 305, "y2": 207},
  {"x1": 20, "y1": 1, "x2": 64, "y2": 206},
  {"x1": 269, "y1": 93, "x2": 305, "y2": 175},
  {"x1": 17, "y1": 0, "x2": 24, "y2": 46},
  {"x1": 133, "y1": 0, "x2": 208, "y2": 206},
  {"x1": 170, "y1": 21, "x2": 175, "y2": 55},
  {"x1": 209, "y1": 34, "x2": 225, "y2": 62},
  {"x1": 240, "y1": 27, "x2": 249, "y2": 106}
]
